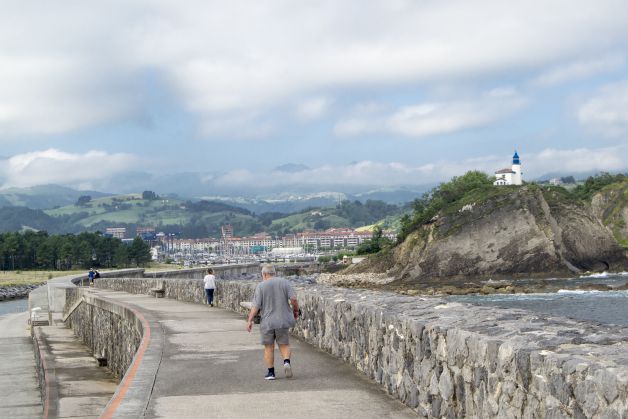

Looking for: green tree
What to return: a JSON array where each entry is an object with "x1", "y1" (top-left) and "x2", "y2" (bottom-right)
[
  {"x1": 113, "y1": 244, "x2": 129, "y2": 267},
  {"x1": 398, "y1": 171, "x2": 494, "y2": 242},
  {"x1": 142, "y1": 190, "x2": 158, "y2": 200},
  {"x1": 76, "y1": 195, "x2": 92, "y2": 206},
  {"x1": 356, "y1": 225, "x2": 392, "y2": 255},
  {"x1": 128, "y1": 237, "x2": 151, "y2": 266}
]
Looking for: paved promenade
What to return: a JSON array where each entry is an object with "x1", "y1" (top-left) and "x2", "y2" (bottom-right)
[
  {"x1": 91, "y1": 288, "x2": 417, "y2": 418},
  {"x1": 37, "y1": 325, "x2": 118, "y2": 418},
  {"x1": 0, "y1": 312, "x2": 42, "y2": 418}
]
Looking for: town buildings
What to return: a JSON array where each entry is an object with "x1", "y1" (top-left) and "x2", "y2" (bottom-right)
[
  {"x1": 105, "y1": 227, "x2": 126, "y2": 239},
  {"x1": 157, "y1": 227, "x2": 395, "y2": 255}
]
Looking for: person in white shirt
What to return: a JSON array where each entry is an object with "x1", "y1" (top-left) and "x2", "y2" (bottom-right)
[{"x1": 203, "y1": 268, "x2": 216, "y2": 306}]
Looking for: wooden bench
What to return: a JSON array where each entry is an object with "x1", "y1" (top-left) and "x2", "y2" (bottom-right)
[{"x1": 150, "y1": 281, "x2": 166, "y2": 298}]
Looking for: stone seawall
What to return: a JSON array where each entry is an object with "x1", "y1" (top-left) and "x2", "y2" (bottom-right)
[
  {"x1": 94, "y1": 263, "x2": 260, "y2": 304},
  {"x1": 96, "y1": 276, "x2": 628, "y2": 418},
  {"x1": 142, "y1": 263, "x2": 259, "y2": 280},
  {"x1": 64, "y1": 288, "x2": 143, "y2": 380}
]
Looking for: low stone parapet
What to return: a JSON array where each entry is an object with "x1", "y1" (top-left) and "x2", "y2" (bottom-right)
[
  {"x1": 64, "y1": 288, "x2": 143, "y2": 380},
  {"x1": 93, "y1": 275, "x2": 628, "y2": 417},
  {"x1": 58, "y1": 268, "x2": 628, "y2": 417},
  {"x1": 62, "y1": 287, "x2": 162, "y2": 417}
]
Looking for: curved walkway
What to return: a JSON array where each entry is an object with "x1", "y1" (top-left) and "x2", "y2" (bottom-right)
[
  {"x1": 0, "y1": 312, "x2": 42, "y2": 418},
  {"x1": 91, "y1": 288, "x2": 417, "y2": 418}
]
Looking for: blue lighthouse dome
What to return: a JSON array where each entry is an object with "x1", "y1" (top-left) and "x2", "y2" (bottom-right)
[{"x1": 512, "y1": 151, "x2": 520, "y2": 165}]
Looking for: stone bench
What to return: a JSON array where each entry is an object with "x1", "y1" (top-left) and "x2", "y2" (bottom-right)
[
  {"x1": 240, "y1": 301, "x2": 260, "y2": 324},
  {"x1": 150, "y1": 281, "x2": 165, "y2": 298}
]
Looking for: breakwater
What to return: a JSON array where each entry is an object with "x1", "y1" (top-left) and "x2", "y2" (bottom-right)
[
  {"x1": 90, "y1": 275, "x2": 627, "y2": 418},
  {"x1": 0, "y1": 284, "x2": 39, "y2": 301}
]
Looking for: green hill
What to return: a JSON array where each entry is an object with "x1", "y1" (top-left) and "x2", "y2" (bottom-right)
[
  {"x1": 0, "y1": 184, "x2": 109, "y2": 209},
  {"x1": 44, "y1": 195, "x2": 263, "y2": 237},
  {"x1": 266, "y1": 200, "x2": 402, "y2": 235}
]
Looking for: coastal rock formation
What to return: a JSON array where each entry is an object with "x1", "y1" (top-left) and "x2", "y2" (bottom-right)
[
  {"x1": 591, "y1": 182, "x2": 628, "y2": 248},
  {"x1": 0, "y1": 284, "x2": 39, "y2": 300},
  {"x1": 349, "y1": 186, "x2": 627, "y2": 283},
  {"x1": 317, "y1": 272, "x2": 395, "y2": 287}
]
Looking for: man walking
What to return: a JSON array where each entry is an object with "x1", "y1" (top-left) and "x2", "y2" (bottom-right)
[
  {"x1": 246, "y1": 264, "x2": 299, "y2": 380},
  {"x1": 203, "y1": 268, "x2": 216, "y2": 306}
]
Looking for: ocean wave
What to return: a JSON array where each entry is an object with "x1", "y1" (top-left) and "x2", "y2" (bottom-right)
[
  {"x1": 557, "y1": 289, "x2": 600, "y2": 294},
  {"x1": 578, "y1": 271, "x2": 628, "y2": 279}
]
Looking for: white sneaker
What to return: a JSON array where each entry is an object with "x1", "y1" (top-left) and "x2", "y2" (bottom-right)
[{"x1": 284, "y1": 362, "x2": 293, "y2": 378}]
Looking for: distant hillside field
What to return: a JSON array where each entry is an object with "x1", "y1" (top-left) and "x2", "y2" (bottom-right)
[
  {"x1": 42, "y1": 195, "x2": 263, "y2": 237},
  {"x1": 0, "y1": 187, "x2": 404, "y2": 238},
  {"x1": 0, "y1": 184, "x2": 109, "y2": 209},
  {"x1": 265, "y1": 200, "x2": 402, "y2": 236}
]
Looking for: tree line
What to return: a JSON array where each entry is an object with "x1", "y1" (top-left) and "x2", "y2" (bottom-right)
[{"x1": 0, "y1": 231, "x2": 151, "y2": 271}]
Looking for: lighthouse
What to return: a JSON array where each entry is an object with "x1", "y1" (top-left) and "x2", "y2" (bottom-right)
[
  {"x1": 494, "y1": 151, "x2": 523, "y2": 185},
  {"x1": 511, "y1": 151, "x2": 522, "y2": 185}
]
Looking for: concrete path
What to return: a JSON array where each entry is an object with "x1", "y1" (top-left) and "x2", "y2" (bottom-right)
[
  {"x1": 92, "y1": 289, "x2": 417, "y2": 418},
  {"x1": 0, "y1": 312, "x2": 42, "y2": 418},
  {"x1": 36, "y1": 325, "x2": 118, "y2": 418}
]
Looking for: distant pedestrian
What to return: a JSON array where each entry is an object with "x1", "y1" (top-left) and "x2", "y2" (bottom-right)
[
  {"x1": 88, "y1": 268, "x2": 95, "y2": 286},
  {"x1": 203, "y1": 268, "x2": 216, "y2": 306},
  {"x1": 246, "y1": 264, "x2": 299, "y2": 380}
]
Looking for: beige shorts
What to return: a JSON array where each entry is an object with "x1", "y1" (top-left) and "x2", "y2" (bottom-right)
[{"x1": 260, "y1": 327, "x2": 290, "y2": 345}]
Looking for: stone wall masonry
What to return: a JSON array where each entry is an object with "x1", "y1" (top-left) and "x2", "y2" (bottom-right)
[
  {"x1": 94, "y1": 263, "x2": 261, "y2": 304},
  {"x1": 64, "y1": 288, "x2": 143, "y2": 380},
  {"x1": 142, "y1": 263, "x2": 260, "y2": 280},
  {"x1": 95, "y1": 276, "x2": 628, "y2": 418}
]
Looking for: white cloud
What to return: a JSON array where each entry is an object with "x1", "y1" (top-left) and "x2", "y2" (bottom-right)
[
  {"x1": 577, "y1": 79, "x2": 628, "y2": 136},
  {"x1": 334, "y1": 90, "x2": 525, "y2": 138},
  {"x1": 210, "y1": 145, "x2": 628, "y2": 189},
  {"x1": 0, "y1": 149, "x2": 139, "y2": 189},
  {"x1": 532, "y1": 54, "x2": 625, "y2": 87},
  {"x1": 530, "y1": 146, "x2": 626, "y2": 174},
  {"x1": 2, "y1": 0, "x2": 628, "y2": 137},
  {"x1": 295, "y1": 97, "x2": 333, "y2": 121}
]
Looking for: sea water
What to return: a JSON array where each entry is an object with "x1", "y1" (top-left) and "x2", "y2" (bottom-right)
[
  {"x1": 0, "y1": 298, "x2": 29, "y2": 317},
  {"x1": 446, "y1": 272, "x2": 628, "y2": 326}
]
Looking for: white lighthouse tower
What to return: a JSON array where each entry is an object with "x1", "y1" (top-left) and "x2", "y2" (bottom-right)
[
  {"x1": 511, "y1": 151, "x2": 522, "y2": 185},
  {"x1": 494, "y1": 151, "x2": 523, "y2": 185}
]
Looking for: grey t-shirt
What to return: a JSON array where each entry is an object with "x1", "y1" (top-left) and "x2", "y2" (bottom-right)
[{"x1": 252, "y1": 277, "x2": 297, "y2": 331}]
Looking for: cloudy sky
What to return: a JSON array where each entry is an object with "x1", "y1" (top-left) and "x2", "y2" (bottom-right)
[{"x1": 1, "y1": 0, "x2": 628, "y2": 193}]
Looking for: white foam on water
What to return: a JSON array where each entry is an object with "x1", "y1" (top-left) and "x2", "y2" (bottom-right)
[
  {"x1": 557, "y1": 289, "x2": 601, "y2": 294},
  {"x1": 579, "y1": 271, "x2": 628, "y2": 279}
]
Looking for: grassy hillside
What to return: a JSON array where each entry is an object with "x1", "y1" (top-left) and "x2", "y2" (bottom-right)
[
  {"x1": 266, "y1": 200, "x2": 402, "y2": 235},
  {"x1": 0, "y1": 184, "x2": 109, "y2": 209},
  {"x1": 43, "y1": 195, "x2": 263, "y2": 237}
]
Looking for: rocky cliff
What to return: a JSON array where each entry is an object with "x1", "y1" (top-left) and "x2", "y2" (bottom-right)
[
  {"x1": 348, "y1": 186, "x2": 626, "y2": 284},
  {"x1": 591, "y1": 180, "x2": 628, "y2": 249}
]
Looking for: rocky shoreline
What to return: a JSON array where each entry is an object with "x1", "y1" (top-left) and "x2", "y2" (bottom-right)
[
  {"x1": 319, "y1": 272, "x2": 628, "y2": 296},
  {"x1": 0, "y1": 284, "x2": 40, "y2": 301}
]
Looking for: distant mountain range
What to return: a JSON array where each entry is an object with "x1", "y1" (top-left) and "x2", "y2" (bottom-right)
[
  {"x1": 0, "y1": 185, "x2": 110, "y2": 209},
  {"x1": 0, "y1": 192, "x2": 405, "y2": 238},
  {"x1": 0, "y1": 182, "x2": 424, "y2": 213}
]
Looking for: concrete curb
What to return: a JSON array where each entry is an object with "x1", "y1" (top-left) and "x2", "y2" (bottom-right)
[
  {"x1": 80, "y1": 293, "x2": 164, "y2": 419},
  {"x1": 31, "y1": 326, "x2": 59, "y2": 419}
]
